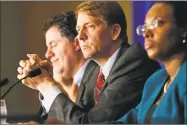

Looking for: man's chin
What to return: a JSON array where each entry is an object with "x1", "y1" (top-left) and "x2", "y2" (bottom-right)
[
  {"x1": 53, "y1": 70, "x2": 63, "y2": 83},
  {"x1": 53, "y1": 76, "x2": 61, "y2": 84},
  {"x1": 83, "y1": 53, "x2": 92, "y2": 59},
  {"x1": 53, "y1": 75, "x2": 73, "y2": 86}
]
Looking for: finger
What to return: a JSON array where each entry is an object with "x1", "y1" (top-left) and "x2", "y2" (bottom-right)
[
  {"x1": 17, "y1": 67, "x2": 24, "y2": 74},
  {"x1": 40, "y1": 60, "x2": 53, "y2": 71},
  {"x1": 29, "y1": 58, "x2": 37, "y2": 65},
  {"x1": 25, "y1": 60, "x2": 33, "y2": 69},
  {"x1": 17, "y1": 74, "x2": 24, "y2": 80},
  {"x1": 17, "y1": 74, "x2": 27, "y2": 84},
  {"x1": 27, "y1": 54, "x2": 37, "y2": 59},
  {"x1": 27, "y1": 54, "x2": 42, "y2": 63},
  {"x1": 40, "y1": 60, "x2": 52, "y2": 67},
  {"x1": 19, "y1": 60, "x2": 26, "y2": 67},
  {"x1": 27, "y1": 54, "x2": 38, "y2": 64},
  {"x1": 22, "y1": 60, "x2": 32, "y2": 75},
  {"x1": 27, "y1": 54, "x2": 38, "y2": 65}
]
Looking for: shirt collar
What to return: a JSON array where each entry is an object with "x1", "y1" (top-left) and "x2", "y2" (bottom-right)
[
  {"x1": 102, "y1": 48, "x2": 120, "y2": 80},
  {"x1": 73, "y1": 59, "x2": 91, "y2": 87}
]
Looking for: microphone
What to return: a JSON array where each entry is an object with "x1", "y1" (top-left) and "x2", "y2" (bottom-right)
[
  {"x1": 0, "y1": 78, "x2": 9, "y2": 88},
  {"x1": 27, "y1": 68, "x2": 42, "y2": 77},
  {"x1": 0, "y1": 68, "x2": 41, "y2": 99}
]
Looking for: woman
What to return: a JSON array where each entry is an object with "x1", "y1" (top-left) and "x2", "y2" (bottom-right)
[{"x1": 116, "y1": 1, "x2": 187, "y2": 124}]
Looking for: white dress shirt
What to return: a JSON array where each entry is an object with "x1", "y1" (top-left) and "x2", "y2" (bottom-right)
[
  {"x1": 40, "y1": 59, "x2": 91, "y2": 112},
  {"x1": 102, "y1": 48, "x2": 120, "y2": 80},
  {"x1": 73, "y1": 59, "x2": 90, "y2": 86}
]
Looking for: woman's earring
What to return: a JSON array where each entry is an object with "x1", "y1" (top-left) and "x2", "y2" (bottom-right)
[{"x1": 182, "y1": 39, "x2": 186, "y2": 43}]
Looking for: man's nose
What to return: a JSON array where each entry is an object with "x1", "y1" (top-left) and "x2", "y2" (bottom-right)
[
  {"x1": 45, "y1": 48, "x2": 54, "y2": 59},
  {"x1": 77, "y1": 28, "x2": 87, "y2": 42}
]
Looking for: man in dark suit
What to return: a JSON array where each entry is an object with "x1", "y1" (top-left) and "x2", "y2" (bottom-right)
[
  {"x1": 46, "y1": 1, "x2": 160, "y2": 124},
  {"x1": 17, "y1": 11, "x2": 99, "y2": 122}
]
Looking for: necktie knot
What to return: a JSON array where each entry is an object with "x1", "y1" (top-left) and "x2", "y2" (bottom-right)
[
  {"x1": 97, "y1": 71, "x2": 105, "y2": 81},
  {"x1": 96, "y1": 71, "x2": 105, "y2": 89},
  {"x1": 95, "y1": 71, "x2": 105, "y2": 102}
]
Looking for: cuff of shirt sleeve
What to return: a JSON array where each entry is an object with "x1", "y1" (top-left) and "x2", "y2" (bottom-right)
[{"x1": 41, "y1": 86, "x2": 61, "y2": 113}]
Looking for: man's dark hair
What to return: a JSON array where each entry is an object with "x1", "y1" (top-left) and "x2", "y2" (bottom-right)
[{"x1": 43, "y1": 11, "x2": 77, "y2": 42}]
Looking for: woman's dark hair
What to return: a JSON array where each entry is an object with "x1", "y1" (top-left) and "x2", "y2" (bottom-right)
[
  {"x1": 159, "y1": 1, "x2": 187, "y2": 28},
  {"x1": 157, "y1": 2, "x2": 187, "y2": 56}
]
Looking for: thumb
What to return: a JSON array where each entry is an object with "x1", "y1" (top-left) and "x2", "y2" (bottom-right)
[
  {"x1": 40, "y1": 60, "x2": 53, "y2": 69},
  {"x1": 39, "y1": 60, "x2": 53, "y2": 76}
]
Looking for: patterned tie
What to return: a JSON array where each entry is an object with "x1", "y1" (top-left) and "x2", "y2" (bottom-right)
[
  {"x1": 95, "y1": 71, "x2": 105, "y2": 102},
  {"x1": 70, "y1": 82, "x2": 78, "y2": 103}
]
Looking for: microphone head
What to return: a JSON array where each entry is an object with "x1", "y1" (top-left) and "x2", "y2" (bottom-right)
[
  {"x1": 27, "y1": 68, "x2": 42, "y2": 78},
  {"x1": 0, "y1": 78, "x2": 9, "y2": 88}
]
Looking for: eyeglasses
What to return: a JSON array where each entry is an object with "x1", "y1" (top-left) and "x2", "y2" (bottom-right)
[{"x1": 136, "y1": 19, "x2": 162, "y2": 36}]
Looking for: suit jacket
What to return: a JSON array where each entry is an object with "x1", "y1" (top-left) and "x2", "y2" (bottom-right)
[
  {"x1": 47, "y1": 42, "x2": 160, "y2": 123},
  {"x1": 118, "y1": 60, "x2": 187, "y2": 124},
  {"x1": 75, "y1": 60, "x2": 99, "y2": 111},
  {"x1": 38, "y1": 60, "x2": 99, "y2": 121}
]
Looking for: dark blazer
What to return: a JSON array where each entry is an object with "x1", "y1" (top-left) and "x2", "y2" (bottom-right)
[
  {"x1": 75, "y1": 60, "x2": 99, "y2": 111},
  {"x1": 38, "y1": 60, "x2": 99, "y2": 121},
  {"x1": 47, "y1": 42, "x2": 160, "y2": 123},
  {"x1": 118, "y1": 60, "x2": 187, "y2": 124}
]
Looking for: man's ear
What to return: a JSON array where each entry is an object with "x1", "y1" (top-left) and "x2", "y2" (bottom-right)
[
  {"x1": 74, "y1": 37, "x2": 81, "y2": 51},
  {"x1": 111, "y1": 24, "x2": 121, "y2": 40}
]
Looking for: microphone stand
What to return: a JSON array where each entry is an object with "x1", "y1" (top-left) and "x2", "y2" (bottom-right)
[
  {"x1": 1, "y1": 76, "x2": 27, "y2": 99},
  {"x1": 0, "y1": 68, "x2": 41, "y2": 99},
  {"x1": 0, "y1": 68, "x2": 43, "y2": 123}
]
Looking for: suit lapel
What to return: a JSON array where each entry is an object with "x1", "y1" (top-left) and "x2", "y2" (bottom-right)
[
  {"x1": 141, "y1": 70, "x2": 168, "y2": 122},
  {"x1": 76, "y1": 61, "x2": 99, "y2": 104},
  {"x1": 99, "y1": 43, "x2": 130, "y2": 95}
]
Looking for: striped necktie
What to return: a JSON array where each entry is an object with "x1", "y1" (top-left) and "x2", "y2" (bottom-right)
[{"x1": 95, "y1": 71, "x2": 105, "y2": 102}]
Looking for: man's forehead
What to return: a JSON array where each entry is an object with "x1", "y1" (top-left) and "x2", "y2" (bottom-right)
[
  {"x1": 46, "y1": 35, "x2": 71, "y2": 46},
  {"x1": 76, "y1": 12, "x2": 103, "y2": 26},
  {"x1": 77, "y1": 12, "x2": 95, "y2": 21}
]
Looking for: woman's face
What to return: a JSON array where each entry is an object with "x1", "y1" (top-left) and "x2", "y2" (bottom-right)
[{"x1": 143, "y1": 3, "x2": 183, "y2": 61}]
